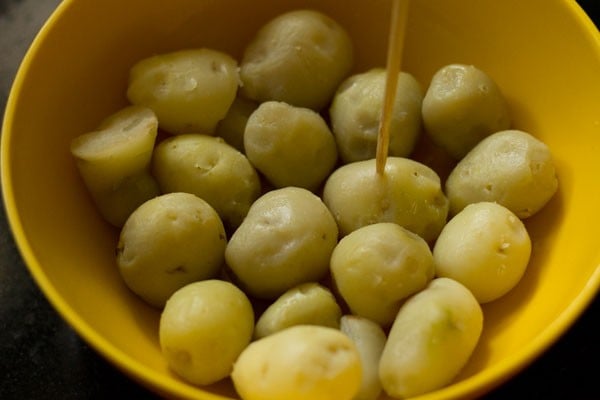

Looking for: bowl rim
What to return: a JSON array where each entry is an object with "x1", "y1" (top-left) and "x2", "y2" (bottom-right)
[{"x1": 1, "y1": 0, "x2": 599, "y2": 399}]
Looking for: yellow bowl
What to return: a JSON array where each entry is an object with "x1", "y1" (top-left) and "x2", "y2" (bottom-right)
[{"x1": 2, "y1": 0, "x2": 599, "y2": 399}]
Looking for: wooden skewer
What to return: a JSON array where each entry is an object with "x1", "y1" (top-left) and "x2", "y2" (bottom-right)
[{"x1": 375, "y1": 0, "x2": 410, "y2": 175}]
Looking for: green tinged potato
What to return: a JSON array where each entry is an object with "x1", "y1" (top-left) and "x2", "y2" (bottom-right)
[
  {"x1": 70, "y1": 105, "x2": 159, "y2": 227},
  {"x1": 160, "y1": 280, "x2": 254, "y2": 385},
  {"x1": 225, "y1": 187, "x2": 338, "y2": 299},
  {"x1": 116, "y1": 192, "x2": 227, "y2": 308},
  {"x1": 127, "y1": 48, "x2": 239, "y2": 135},
  {"x1": 240, "y1": 9, "x2": 354, "y2": 110},
  {"x1": 232, "y1": 325, "x2": 362, "y2": 400}
]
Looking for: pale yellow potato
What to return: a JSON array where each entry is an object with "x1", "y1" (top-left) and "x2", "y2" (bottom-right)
[
  {"x1": 240, "y1": 9, "x2": 354, "y2": 111},
  {"x1": 244, "y1": 101, "x2": 338, "y2": 190},
  {"x1": 330, "y1": 68, "x2": 423, "y2": 163},
  {"x1": 445, "y1": 129, "x2": 559, "y2": 218},
  {"x1": 379, "y1": 278, "x2": 483, "y2": 399},
  {"x1": 215, "y1": 95, "x2": 259, "y2": 153},
  {"x1": 152, "y1": 134, "x2": 261, "y2": 230},
  {"x1": 254, "y1": 283, "x2": 342, "y2": 339},
  {"x1": 340, "y1": 316, "x2": 387, "y2": 400},
  {"x1": 116, "y1": 192, "x2": 227, "y2": 308},
  {"x1": 322, "y1": 157, "x2": 449, "y2": 242},
  {"x1": 127, "y1": 48, "x2": 239, "y2": 135},
  {"x1": 231, "y1": 325, "x2": 362, "y2": 400},
  {"x1": 225, "y1": 187, "x2": 338, "y2": 299},
  {"x1": 422, "y1": 64, "x2": 511, "y2": 159},
  {"x1": 160, "y1": 280, "x2": 254, "y2": 385},
  {"x1": 331, "y1": 223, "x2": 435, "y2": 326},
  {"x1": 70, "y1": 105, "x2": 159, "y2": 227},
  {"x1": 433, "y1": 202, "x2": 531, "y2": 303}
]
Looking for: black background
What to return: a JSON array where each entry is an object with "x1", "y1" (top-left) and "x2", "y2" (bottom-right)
[{"x1": 1, "y1": 0, "x2": 599, "y2": 399}]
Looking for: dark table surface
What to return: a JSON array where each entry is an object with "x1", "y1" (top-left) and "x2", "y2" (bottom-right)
[{"x1": 1, "y1": 1, "x2": 599, "y2": 399}]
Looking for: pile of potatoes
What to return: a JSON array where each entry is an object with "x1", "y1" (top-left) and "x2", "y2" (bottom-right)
[{"x1": 70, "y1": 9, "x2": 558, "y2": 400}]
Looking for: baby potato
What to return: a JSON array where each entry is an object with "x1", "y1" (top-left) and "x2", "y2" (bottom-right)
[
  {"x1": 127, "y1": 48, "x2": 239, "y2": 135},
  {"x1": 254, "y1": 283, "x2": 342, "y2": 339},
  {"x1": 231, "y1": 325, "x2": 362, "y2": 400},
  {"x1": 434, "y1": 202, "x2": 532, "y2": 303},
  {"x1": 330, "y1": 68, "x2": 423, "y2": 163},
  {"x1": 225, "y1": 187, "x2": 338, "y2": 299},
  {"x1": 331, "y1": 223, "x2": 435, "y2": 326},
  {"x1": 70, "y1": 105, "x2": 160, "y2": 227},
  {"x1": 159, "y1": 280, "x2": 254, "y2": 386},
  {"x1": 244, "y1": 101, "x2": 338, "y2": 190},
  {"x1": 445, "y1": 129, "x2": 559, "y2": 218},
  {"x1": 379, "y1": 278, "x2": 483, "y2": 399},
  {"x1": 152, "y1": 134, "x2": 261, "y2": 230},
  {"x1": 240, "y1": 9, "x2": 354, "y2": 111},
  {"x1": 116, "y1": 192, "x2": 227, "y2": 308},
  {"x1": 340, "y1": 316, "x2": 387, "y2": 400},
  {"x1": 422, "y1": 64, "x2": 511, "y2": 159},
  {"x1": 215, "y1": 95, "x2": 259, "y2": 153},
  {"x1": 322, "y1": 157, "x2": 449, "y2": 242}
]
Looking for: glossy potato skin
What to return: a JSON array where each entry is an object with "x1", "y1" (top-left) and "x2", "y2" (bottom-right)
[
  {"x1": 152, "y1": 134, "x2": 261, "y2": 230},
  {"x1": 116, "y1": 192, "x2": 227, "y2": 308},
  {"x1": 331, "y1": 223, "x2": 435, "y2": 326},
  {"x1": 323, "y1": 157, "x2": 449, "y2": 242},
  {"x1": 422, "y1": 64, "x2": 511, "y2": 159},
  {"x1": 159, "y1": 280, "x2": 254, "y2": 385},
  {"x1": 127, "y1": 48, "x2": 239, "y2": 135},
  {"x1": 225, "y1": 187, "x2": 338, "y2": 299},
  {"x1": 231, "y1": 325, "x2": 362, "y2": 400},
  {"x1": 445, "y1": 129, "x2": 558, "y2": 218},
  {"x1": 330, "y1": 68, "x2": 423, "y2": 163},
  {"x1": 240, "y1": 9, "x2": 354, "y2": 111}
]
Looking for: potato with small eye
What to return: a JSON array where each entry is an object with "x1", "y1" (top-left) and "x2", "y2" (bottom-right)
[
  {"x1": 127, "y1": 48, "x2": 239, "y2": 135},
  {"x1": 159, "y1": 280, "x2": 254, "y2": 386},
  {"x1": 331, "y1": 222, "x2": 435, "y2": 327},
  {"x1": 231, "y1": 325, "x2": 362, "y2": 400},
  {"x1": 116, "y1": 192, "x2": 227, "y2": 308},
  {"x1": 240, "y1": 9, "x2": 354, "y2": 111},
  {"x1": 379, "y1": 278, "x2": 483, "y2": 399},
  {"x1": 244, "y1": 101, "x2": 338, "y2": 190},
  {"x1": 254, "y1": 283, "x2": 342, "y2": 339},
  {"x1": 152, "y1": 134, "x2": 261, "y2": 230},
  {"x1": 70, "y1": 105, "x2": 160, "y2": 227},
  {"x1": 225, "y1": 187, "x2": 338, "y2": 299},
  {"x1": 422, "y1": 64, "x2": 511, "y2": 159},
  {"x1": 445, "y1": 129, "x2": 558, "y2": 218},
  {"x1": 330, "y1": 68, "x2": 423, "y2": 163},
  {"x1": 340, "y1": 316, "x2": 387, "y2": 400},
  {"x1": 323, "y1": 157, "x2": 449, "y2": 242},
  {"x1": 434, "y1": 202, "x2": 532, "y2": 303}
]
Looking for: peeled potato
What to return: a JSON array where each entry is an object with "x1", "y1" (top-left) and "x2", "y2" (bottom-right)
[
  {"x1": 244, "y1": 101, "x2": 338, "y2": 190},
  {"x1": 422, "y1": 64, "x2": 511, "y2": 159},
  {"x1": 379, "y1": 278, "x2": 483, "y2": 399},
  {"x1": 239, "y1": 9, "x2": 354, "y2": 110},
  {"x1": 330, "y1": 68, "x2": 423, "y2": 163},
  {"x1": 434, "y1": 202, "x2": 532, "y2": 303},
  {"x1": 70, "y1": 105, "x2": 159, "y2": 227},
  {"x1": 116, "y1": 192, "x2": 227, "y2": 308},
  {"x1": 331, "y1": 222, "x2": 435, "y2": 326},
  {"x1": 127, "y1": 48, "x2": 239, "y2": 135},
  {"x1": 231, "y1": 325, "x2": 362, "y2": 400},
  {"x1": 254, "y1": 283, "x2": 342, "y2": 339},
  {"x1": 152, "y1": 134, "x2": 261, "y2": 230},
  {"x1": 225, "y1": 187, "x2": 338, "y2": 299},
  {"x1": 340, "y1": 316, "x2": 387, "y2": 400},
  {"x1": 322, "y1": 157, "x2": 449, "y2": 242},
  {"x1": 445, "y1": 129, "x2": 558, "y2": 218},
  {"x1": 159, "y1": 280, "x2": 254, "y2": 385}
]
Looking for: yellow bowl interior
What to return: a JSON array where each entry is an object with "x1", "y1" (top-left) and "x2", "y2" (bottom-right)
[{"x1": 2, "y1": 0, "x2": 600, "y2": 399}]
